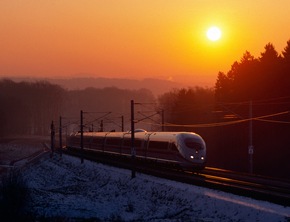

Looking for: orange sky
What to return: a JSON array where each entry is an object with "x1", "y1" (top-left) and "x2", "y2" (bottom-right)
[{"x1": 0, "y1": 1, "x2": 290, "y2": 87}]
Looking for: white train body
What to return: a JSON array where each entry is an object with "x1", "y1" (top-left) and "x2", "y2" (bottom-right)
[{"x1": 67, "y1": 130, "x2": 206, "y2": 170}]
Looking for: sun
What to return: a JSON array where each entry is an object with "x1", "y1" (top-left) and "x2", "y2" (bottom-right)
[{"x1": 206, "y1": 26, "x2": 222, "y2": 41}]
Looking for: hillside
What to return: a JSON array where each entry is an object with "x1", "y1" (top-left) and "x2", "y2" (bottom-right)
[{"x1": 7, "y1": 77, "x2": 188, "y2": 96}]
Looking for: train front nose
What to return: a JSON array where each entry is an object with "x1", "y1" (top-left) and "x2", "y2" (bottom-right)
[
  {"x1": 190, "y1": 154, "x2": 205, "y2": 161},
  {"x1": 189, "y1": 154, "x2": 205, "y2": 164},
  {"x1": 184, "y1": 138, "x2": 205, "y2": 161}
]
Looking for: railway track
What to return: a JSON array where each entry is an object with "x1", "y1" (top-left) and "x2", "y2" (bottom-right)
[
  {"x1": 64, "y1": 147, "x2": 290, "y2": 206},
  {"x1": 0, "y1": 137, "x2": 50, "y2": 174},
  {"x1": 189, "y1": 168, "x2": 290, "y2": 206}
]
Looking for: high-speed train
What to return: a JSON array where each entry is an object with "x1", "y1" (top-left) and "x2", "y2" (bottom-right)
[{"x1": 66, "y1": 130, "x2": 206, "y2": 170}]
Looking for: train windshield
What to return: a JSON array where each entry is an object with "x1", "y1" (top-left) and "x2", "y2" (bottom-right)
[{"x1": 184, "y1": 138, "x2": 203, "y2": 150}]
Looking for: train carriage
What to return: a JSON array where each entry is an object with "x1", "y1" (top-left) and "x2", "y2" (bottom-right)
[{"x1": 67, "y1": 130, "x2": 206, "y2": 170}]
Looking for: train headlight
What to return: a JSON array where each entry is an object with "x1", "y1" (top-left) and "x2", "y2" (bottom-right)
[
  {"x1": 201, "y1": 156, "x2": 204, "y2": 160},
  {"x1": 190, "y1": 155, "x2": 194, "y2": 159}
]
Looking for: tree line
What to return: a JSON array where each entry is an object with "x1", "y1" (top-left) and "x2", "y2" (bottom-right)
[
  {"x1": 0, "y1": 79, "x2": 64, "y2": 136},
  {"x1": 0, "y1": 79, "x2": 155, "y2": 137},
  {"x1": 215, "y1": 40, "x2": 290, "y2": 102}
]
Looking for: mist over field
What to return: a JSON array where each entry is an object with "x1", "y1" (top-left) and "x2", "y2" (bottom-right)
[{"x1": 6, "y1": 76, "x2": 188, "y2": 97}]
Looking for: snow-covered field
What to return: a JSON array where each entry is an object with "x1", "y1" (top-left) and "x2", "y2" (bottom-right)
[
  {"x1": 0, "y1": 137, "x2": 45, "y2": 166},
  {"x1": 21, "y1": 154, "x2": 290, "y2": 221}
]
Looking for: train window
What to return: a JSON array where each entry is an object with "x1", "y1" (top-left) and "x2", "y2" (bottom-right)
[
  {"x1": 185, "y1": 138, "x2": 203, "y2": 150},
  {"x1": 106, "y1": 137, "x2": 121, "y2": 146},
  {"x1": 93, "y1": 137, "x2": 105, "y2": 146},
  {"x1": 122, "y1": 138, "x2": 142, "y2": 148},
  {"x1": 84, "y1": 137, "x2": 90, "y2": 142},
  {"x1": 123, "y1": 138, "x2": 131, "y2": 147},
  {"x1": 148, "y1": 141, "x2": 168, "y2": 150}
]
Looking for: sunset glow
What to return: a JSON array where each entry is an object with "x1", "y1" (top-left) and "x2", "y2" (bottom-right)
[{"x1": 0, "y1": 1, "x2": 290, "y2": 86}]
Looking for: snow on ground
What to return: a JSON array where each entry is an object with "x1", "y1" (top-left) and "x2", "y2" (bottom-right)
[
  {"x1": 0, "y1": 136, "x2": 48, "y2": 166},
  {"x1": 0, "y1": 140, "x2": 43, "y2": 165},
  {"x1": 21, "y1": 154, "x2": 290, "y2": 221}
]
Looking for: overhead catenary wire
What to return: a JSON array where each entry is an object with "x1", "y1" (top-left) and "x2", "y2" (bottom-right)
[
  {"x1": 57, "y1": 96, "x2": 290, "y2": 131},
  {"x1": 162, "y1": 97, "x2": 290, "y2": 117},
  {"x1": 217, "y1": 95, "x2": 290, "y2": 106},
  {"x1": 138, "y1": 111, "x2": 290, "y2": 128},
  {"x1": 255, "y1": 119, "x2": 290, "y2": 124}
]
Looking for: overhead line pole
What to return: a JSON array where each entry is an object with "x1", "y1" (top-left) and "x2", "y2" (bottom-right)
[
  {"x1": 50, "y1": 121, "x2": 55, "y2": 158},
  {"x1": 80, "y1": 110, "x2": 84, "y2": 164},
  {"x1": 161, "y1": 109, "x2": 165, "y2": 132},
  {"x1": 59, "y1": 116, "x2": 62, "y2": 157},
  {"x1": 248, "y1": 100, "x2": 254, "y2": 174},
  {"x1": 121, "y1": 115, "x2": 124, "y2": 132},
  {"x1": 131, "y1": 100, "x2": 136, "y2": 178}
]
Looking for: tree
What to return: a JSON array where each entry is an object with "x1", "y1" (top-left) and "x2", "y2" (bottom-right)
[
  {"x1": 234, "y1": 51, "x2": 259, "y2": 100},
  {"x1": 157, "y1": 87, "x2": 214, "y2": 131},
  {"x1": 280, "y1": 40, "x2": 290, "y2": 96},
  {"x1": 215, "y1": 71, "x2": 231, "y2": 102},
  {"x1": 214, "y1": 42, "x2": 290, "y2": 101},
  {"x1": 215, "y1": 51, "x2": 259, "y2": 101},
  {"x1": 259, "y1": 43, "x2": 284, "y2": 98},
  {"x1": 281, "y1": 39, "x2": 290, "y2": 61},
  {"x1": 259, "y1": 43, "x2": 280, "y2": 64}
]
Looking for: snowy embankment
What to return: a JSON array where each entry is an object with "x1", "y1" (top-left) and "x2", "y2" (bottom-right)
[{"x1": 22, "y1": 154, "x2": 290, "y2": 221}]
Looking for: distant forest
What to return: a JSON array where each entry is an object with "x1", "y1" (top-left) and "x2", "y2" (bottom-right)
[
  {"x1": 1, "y1": 40, "x2": 290, "y2": 179},
  {"x1": 0, "y1": 79, "x2": 155, "y2": 136}
]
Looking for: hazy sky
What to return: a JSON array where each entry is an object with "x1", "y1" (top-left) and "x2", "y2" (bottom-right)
[{"x1": 0, "y1": 1, "x2": 289, "y2": 86}]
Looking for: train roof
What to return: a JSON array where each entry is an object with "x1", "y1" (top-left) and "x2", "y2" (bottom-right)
[{"x1": 78, "y1": 131, "x2": 201, "y2": 140}]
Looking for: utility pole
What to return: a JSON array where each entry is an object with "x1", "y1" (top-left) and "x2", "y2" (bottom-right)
[
  {"x1": 59, "y1": 116, "x2": 62, "y2": 157},
  {"x1": 161, "y1": 109, "x2": 165, "y2": 132},
  {"x1": 248, "y1": 100, "x2": 254, "y2": 174},
  {"x1": 100, "y1": 120, "x2": 103, "y2": 132},
  {"x1": 121, "y1": 115, "x2": 124, "y2": 132},
  {"x1": 50, "y1": 121, "x2": 55, "y2": 158},
  {"x1": 80, "y1": 110, "x2": 84, "y2": 164},
  {"x1": 131, "y1": 100, "x2": 136, "y2": 178}
]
